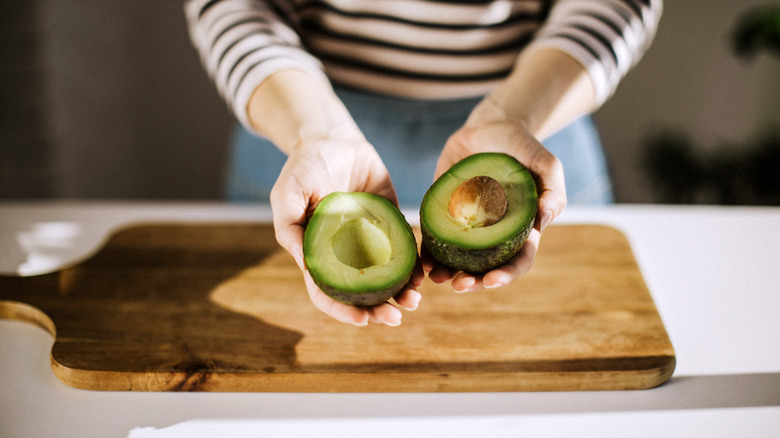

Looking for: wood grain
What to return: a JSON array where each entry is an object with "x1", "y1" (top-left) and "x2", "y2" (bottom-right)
[{"x1": 0, "y1": 223, "x2": 675, "y2": 392}]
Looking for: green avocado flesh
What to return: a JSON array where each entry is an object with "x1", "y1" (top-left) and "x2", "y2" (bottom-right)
[
  {"x1": 420, "y1": 152, "x2": 538, "y2": 273},
  {"x1": 303, "y1": 192, "x2": 418, "y2": 306}
]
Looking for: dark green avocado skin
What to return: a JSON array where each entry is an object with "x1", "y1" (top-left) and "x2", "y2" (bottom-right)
[
  {"x1": 420, "y1": 211, "x2": 535, "y2": 274},
  {"x1": 313, "y1": 276, "x2": 412, "y2": 307}
]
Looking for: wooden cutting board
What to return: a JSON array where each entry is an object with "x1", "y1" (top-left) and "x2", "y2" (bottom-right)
[{"x1": 0, "y1": 223, "x2": 674, "y2": 392}]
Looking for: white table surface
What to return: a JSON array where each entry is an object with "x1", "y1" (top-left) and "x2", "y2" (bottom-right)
[{"x1": 1, "y1": 201, "x2": 778, "y2": 438}]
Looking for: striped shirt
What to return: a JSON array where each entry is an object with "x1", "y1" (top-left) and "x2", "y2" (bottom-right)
[{"x1": 185, "y1": 0, "x2": 662, "y2": 131}]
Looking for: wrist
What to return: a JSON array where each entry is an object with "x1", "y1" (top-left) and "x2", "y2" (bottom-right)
[
  {"x1": 288, "y1": 127, "x2": 369, "y2": 158},
  {"x1": 479, "y1": 48, "x2": 596, "y2": 140},
  {"x1": 246, "y1": 70, "x2": 363, "y2": 153},
  {"x1": 467, "y1": 96, "x2": 531, "y2": 131}
]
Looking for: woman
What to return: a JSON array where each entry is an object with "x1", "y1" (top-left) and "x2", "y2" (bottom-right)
[{"x1": 185, "y1": 0, "x2": 662, "y2": 326}]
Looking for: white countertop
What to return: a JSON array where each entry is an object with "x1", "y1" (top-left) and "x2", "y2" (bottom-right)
[{"x1": 1, "y1": 201, "x2": 779, "y2": 437}]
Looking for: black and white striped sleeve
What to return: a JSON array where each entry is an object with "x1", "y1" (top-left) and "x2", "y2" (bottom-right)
[
  {"x1": 527, "y1": 0, "x2": 663, "y2": 105},
  {"x1": 184, "y1": 0, "x2": 327, "y2": 131}
]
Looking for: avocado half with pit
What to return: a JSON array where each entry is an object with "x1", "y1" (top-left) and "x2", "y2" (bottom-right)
[
  {"x1": 420, "y1": 152, "x2": 538, "y2": 273},
  {"x1": 303, "y1": 192, "x2": 418, "y2": 306}
]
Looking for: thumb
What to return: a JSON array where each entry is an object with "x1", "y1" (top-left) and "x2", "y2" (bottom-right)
[
  {"x1": 270, "y1": 188, "x2": 309, "y2": 271},
  {"x1": 533, "y1": 156, "x2": 566, "y2": 232},
  {"x1": 274, "y1": 222, "x2": 306, "y2": 270}
]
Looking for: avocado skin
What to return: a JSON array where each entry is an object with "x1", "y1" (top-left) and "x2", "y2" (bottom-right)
[
  {"x1": 313, "y1": 273, "x2": 412, "y2": 307},
  {"x1": 420, "y1": 210, "x2": 535, "y2": 274}
]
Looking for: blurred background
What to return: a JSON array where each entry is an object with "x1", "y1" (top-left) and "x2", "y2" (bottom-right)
[{"x1": 2, "y1": 0, "x2": 778, "y2": 204}]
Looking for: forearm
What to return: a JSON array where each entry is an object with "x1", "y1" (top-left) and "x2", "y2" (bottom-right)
[
  {"x1": 246, "y1": 69, "x2": 363, "y2": 154},
  {"x1": 480, "y1": 47, "x2": 596, "y2": 141},
  {"x1": 479, "y1": 0, "x2": 663, "y2": 140},
  {"x1": 185, "y1": 0, "x2": 329, "y2": 140}
]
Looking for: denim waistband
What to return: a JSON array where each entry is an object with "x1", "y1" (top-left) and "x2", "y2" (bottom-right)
[{"x1": 334, "y1": 86, "x2": 482, "y2": 124}]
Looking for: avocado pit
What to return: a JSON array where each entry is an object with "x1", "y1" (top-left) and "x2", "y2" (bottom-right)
[{"x1": 448, "y1": 175, "x2": 508, "y2": 228}]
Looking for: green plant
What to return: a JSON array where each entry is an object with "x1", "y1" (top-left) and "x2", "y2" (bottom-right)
[
  {"x1": 732, "y1": 5, "x2": 780, "y2": 59},
  {"x1": 641, "y1": 129, "x2": 780, "y2": 205},
  {"x1": 639, "y1": 5, "x2": 779, "y2": 205}
]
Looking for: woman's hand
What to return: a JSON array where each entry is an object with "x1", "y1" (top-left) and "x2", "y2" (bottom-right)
[
  {"x1": 425, "y1": 48, "x2": 597, "y2": 293},
  {"x1": 270, "y1": 135, "x2": 423, "y2": 326},
  {"x1": 424, "y1": 98, "x2": 567, "y2": 293},
  {"x1": 247, "y1": 70, "x2": 423, "y2": 326}
]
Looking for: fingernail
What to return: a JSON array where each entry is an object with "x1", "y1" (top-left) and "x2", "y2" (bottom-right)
[
  {"x1": 400, "y1": 290, "x2": 421, "y2": 311},
  {"x1": 540, "y1": 209, "x2": 553, "y2": 232},
  {"x1": 485, "y1": 272, "x2": 511, "y2": 288},
  {"x1": 454, "y1": 287, "x2": 472, "y2": 294},
  {"x1": 383, "y1": 314, "x2": 402, "y2": 326},
  {"x1": 454, "y1": 278, "x2": 476, "y2": 293},
  {"x1": 293, "y1": 247, "x2": 305, "y2": 269},
  {"x1": 410, "y1": 290, "x2": 422, "y2": 307}
]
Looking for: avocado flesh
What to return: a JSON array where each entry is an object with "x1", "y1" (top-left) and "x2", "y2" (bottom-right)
[
  {"x1": 420, "y1": 153, "x2": 537, "y2": 273},
  {"x1": 304, "y1": 192, "x2": 418, "y2": 306}
]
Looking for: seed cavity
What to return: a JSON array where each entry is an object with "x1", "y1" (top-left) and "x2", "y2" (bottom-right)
[{"x1": 332, "y1": 218, "x2": 391, "y2": 269}]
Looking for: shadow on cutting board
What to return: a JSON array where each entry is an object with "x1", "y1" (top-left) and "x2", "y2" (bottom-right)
[{"x1": 0, "y1": 223, "x2": 305, "y2": 391}]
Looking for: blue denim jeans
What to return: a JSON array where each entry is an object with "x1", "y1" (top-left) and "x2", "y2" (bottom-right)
[{"x1": 225, "y1": 87, "x2": 613, "y2": 207}]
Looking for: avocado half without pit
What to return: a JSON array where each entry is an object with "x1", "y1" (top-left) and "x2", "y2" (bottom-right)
[
  {"x1": 420, "y1": 152, "x2": 538, "y2": 274},
  {"x1": 303, "y1": 192, "x2": 418, "y2": 307}
]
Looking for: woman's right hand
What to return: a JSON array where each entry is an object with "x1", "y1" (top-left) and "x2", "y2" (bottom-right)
[
  {"x1": 269, "y1": 135, "x2": 423, "y2": 326},
  {"x1": 246, "y1": 70, "x2": 423, "y2": 326}
]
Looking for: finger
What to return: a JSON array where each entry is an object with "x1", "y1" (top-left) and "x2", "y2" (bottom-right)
[
  {"x1": 536, "y1": 184, "x2": 565, "y2": 232},
  {"x1": 399, "y1": 258, "x2": 424, "y2": 303},
  {"x1": 366, "y1": 303, "x2": 403, "y2": 326},
  {"x1": 420, "y1": 246, "x2": 437, "y2": 274},
  {"x1": 428, "y1": 263, "x2": 457, "y2": 285},
  {"x1": 372, "y1": 261, "x2": 424, "y2": 319},
  {"x1": 270, "y1": 185, "x2": 310, "y2": 270},
  {"x1": 482, "y1": 229, "x2": 541, "y2": 287},
  {"x1": 303, "y1": 271, "x2": 370, "y2": 326},
  {"x1": 451, "y1": 272, "x2": 483, "y2": 294},
  {"x1": 393, "y1": 289, "x2": 422, "y2": 311},
  {"x1": 388, "y1": 253, "x2": 424, "y2": 311},
  {"x1": 526, "y1": 149, "x2": 566, "y2": 232},
  {"x1": 409, "y1": 258, "x2": 425, "y2": 289},
  {"x1": 275, "y1": 223, "x2": 306, "y2": 270}
]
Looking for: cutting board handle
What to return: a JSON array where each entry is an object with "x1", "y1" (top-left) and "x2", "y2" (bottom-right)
[{"x1": 0, "y1": 299, "x2": 56, "y2": 337}]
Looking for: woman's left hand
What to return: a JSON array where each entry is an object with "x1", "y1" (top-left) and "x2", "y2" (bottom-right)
[{"x1": 424, "y1": 98, "x2": 567, "y2": 293}]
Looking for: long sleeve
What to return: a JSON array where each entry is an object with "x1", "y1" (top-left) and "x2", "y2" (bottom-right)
[
  {"x1": 527, "y1": 0, "x2": 663, "y2": 106},
  {"x1": 184, "y1": 0, "x2": 663, "y2": 124},
  {"x1": 184, "y1": 0, "x2": 328, "y2": 131}
]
